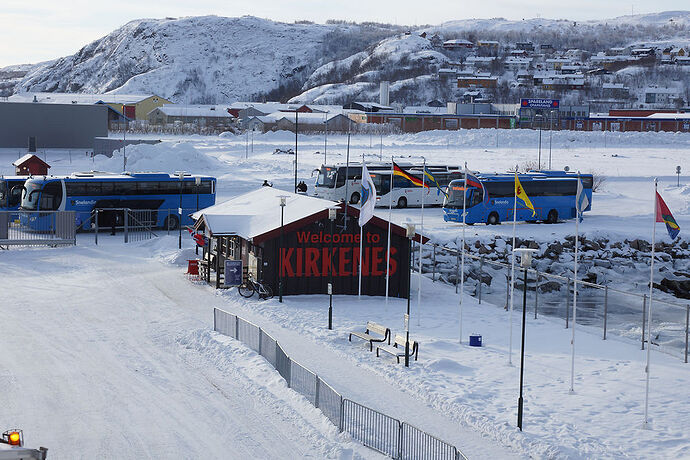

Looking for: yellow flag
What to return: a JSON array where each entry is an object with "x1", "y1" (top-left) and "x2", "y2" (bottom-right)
[{"x1": 515, "y1": 173, "x2": 536, "y2": 217}]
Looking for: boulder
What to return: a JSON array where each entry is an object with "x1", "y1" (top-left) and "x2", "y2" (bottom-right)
[{"x1": 538, "y1": 280, "x2": 561, "y2": 293}]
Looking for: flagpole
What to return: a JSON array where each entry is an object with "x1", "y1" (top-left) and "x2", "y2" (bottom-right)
[
  {"x1": 644, "y1": 178, "x2": 657, "y2": 428},
  {"x1": 359, "y1": 152, "x2": 364, "y2": 299},
  {"x1": 417, "y1": 157, "x2": 426, "y2": 327},
  {"x1": 509, "y1": 168, "x2": 518, "y2": 366},
  {"x1": 570, "y1": 172, "x2": 580, "y2": 393},
  {"x1": 459, "y1": 162, "x2": 467, "y2": 344},
  {"x1": 385, "y1": 156, "x2": 393, "y2": 305}
]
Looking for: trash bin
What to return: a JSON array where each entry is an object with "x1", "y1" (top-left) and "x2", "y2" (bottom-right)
[{"x1": 469, "y1": 334, "x2": 482, "y2": 347}]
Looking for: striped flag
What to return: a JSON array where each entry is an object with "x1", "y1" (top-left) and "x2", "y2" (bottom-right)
[
  {"x1": 656, "y1": 192, "x2": 680, "y2": 239},
  {"x1": 393, "y1": 162, "x2": 428, "y2": 188},
  {"x1": 423, "y1": 167, "x2": 446, "y2": 196}
]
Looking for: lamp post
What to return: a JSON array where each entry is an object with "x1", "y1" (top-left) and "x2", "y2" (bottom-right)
[
  {"x1": 535, "y1": 113, "x2": 543, "y2": 170},
  {"x1": 195, "y1": 176, "x2": 201, "y2": 212},
  {"x1": 677, "y1": 165, "x2": 682, "y2": 187},
  {"x1": 294, "y1": 111, "x2": 299, "y2": 193},
  {"x1": 548, "y1": 110, "x2": 554, "y2": 169},
  {"x1": 405, "y1": 223, "x2": 416, "y2": 367},
  {"x1": 177, "y1": 171, "x2": 185, "y2": 250},
  {"x1": 514, "y1": 247, "x2": 538, "y2": 431},
  {"x1": 278, "y1": 195, "x2": 288, "y2": 303},
  {"x1": 327, "y1": 206, "x2": 338, "y2": 329}
]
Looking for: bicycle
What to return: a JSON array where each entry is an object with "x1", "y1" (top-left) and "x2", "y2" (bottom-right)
[{"x1": 238, "y1": 274, "x2": 274, "y2": 300}]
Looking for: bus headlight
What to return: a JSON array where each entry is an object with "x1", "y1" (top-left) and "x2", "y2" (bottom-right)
[{"x1": 2, "y1": 429, "x2": 23, "y2": 446}]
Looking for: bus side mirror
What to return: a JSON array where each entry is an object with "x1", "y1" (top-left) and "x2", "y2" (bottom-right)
[{"x1": 10, "y1": 185, "x2": 26, "y2": 199}]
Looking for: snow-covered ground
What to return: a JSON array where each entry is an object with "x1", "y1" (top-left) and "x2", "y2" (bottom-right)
[{"x1": 2, "y1": 128, "x2": 690, "y2": 458}]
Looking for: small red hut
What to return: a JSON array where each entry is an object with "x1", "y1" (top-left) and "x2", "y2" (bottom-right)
[{"x1": 13, "y1": 154, "x2": 50, "y2": 176}]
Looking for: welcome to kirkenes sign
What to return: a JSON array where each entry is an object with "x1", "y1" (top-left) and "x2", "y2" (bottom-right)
[{"x1": 258, "y1": 210, "x2": 411, "y2": 298}]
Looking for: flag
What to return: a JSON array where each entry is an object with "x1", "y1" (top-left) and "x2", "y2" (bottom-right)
[
  {"x1": 359, "y1": 162, "x2": 377, "y2": 227},
  {"x1": 423, "y1": 167, "x2": 447, "y2": 197},
  {"x1": 656, "y1": 192, "x2": 680, "y2": 239},
  {"x1": 465, "y1": 172, "x2": 488, "y2": 203},
  {"x1": 393, "y1": 161, "x2": 428, "y2": 188},
  {"x1": 515, "y1": 173, "x2": 536, "y2": 217},
  {"x1": 576, "y1": 176, "x2": 590, "y2": 222}
]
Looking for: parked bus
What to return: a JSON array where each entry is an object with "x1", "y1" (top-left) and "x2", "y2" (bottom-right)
[
  {"x1": 313, "y1": 163, "x2": 459, "y2": 205},
  {"x1": 0, "y1": 176, "x2": 27, "y2": 211},
  {"x1": 443, "y1": 171, "x2": 593, "y2": 224},
  {"x1": 20, "y1": 171, "x2": 216, "y2": 230},
  {"x1": 372, "y1": 169, "x2": 464, "y2": 208}
]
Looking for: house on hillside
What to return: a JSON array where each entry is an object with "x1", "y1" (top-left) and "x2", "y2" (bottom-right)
[
  {"x1": 443, "y1": 39, "x2": 474, "y2": 50},
  {"x1": 505, "y1": 57, "x2": 532, "y2": 72},
  {"x1": 457, "y1": 76, "x2": 498, "y2": 88},
  {"x1": 147, "y1": 105, "x2": 235, "y2": 127},
  {"x1": 644, "y1": 86, "x2": 683, "y2": 106},
  {"x1": 602, "y1": 83, "x2": 630, "y2": 99},
  {"x1": 515, "y1": 42, "x2": 535, "y2": 52}
]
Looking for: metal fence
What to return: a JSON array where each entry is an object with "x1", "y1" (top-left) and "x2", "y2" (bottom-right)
[
  {"x1": 0, "y1": 210, "x2": 76, "y2": 247},
  {"x1": 415, "y1": 241, "x2": 690, "y2": 364},
  {"x1": 89, "y1": 208, "x2": 159, "y2": 244},
  {"x1": 212, "y1": 308, "x2": 465, "y2": 460}
]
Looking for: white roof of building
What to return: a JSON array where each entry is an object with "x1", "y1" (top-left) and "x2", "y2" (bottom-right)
[
  {"x1": 645, "y1": 86, "x2": 682, "y2": 94},
  {"x1": 403, "y1": 106, "x2": 449, "y2": 114},
  {"x1": 264, "y1": 111, "x2": 347, "y2": 125},
  {"x1": 7, "y1": 92, "x2": 162, "y2": 105},
  {"x1": 444, "y1": 39, "x2": 473, "y2": 45},
  {"x1": 155, "y1": 105, "x2": 233, "y2": 118},
  {"x1": 191, "y1": 187, "x2": 337, "y2": 239},
  {"x1": 646, "y1": 113, "x2": 690, "y2": 119},
  {"x1": 505, "y1": 57, "x2": 533, "y2": 63},
  {"x1": 12, "y1": 153, "x2": 47, "y2": 167}
]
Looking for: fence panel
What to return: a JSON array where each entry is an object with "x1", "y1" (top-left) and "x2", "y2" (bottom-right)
[
  {"x1": 237, "y1": 318, "x2": 260, "y2": 353},
  {"x1": 275, "y1": 343, "x2": 291, "y2": 383},
  {"x1": 290, "y1": 361, "x2": 318, "y2": 405},
  {"x1": 259, "y1": 330, "x2": 277, "y2": 367},
  {"x1": 213, "y1": 309, "x2": 236, "y2": 338},
  {"x1": 0, "y1": 211, "x2": 76, "y2": 246},
  {"x1": 400, "y1": 423, "x2": 459, "y2": 460},
  {"x1": 342, "y1": 399, "x2": 400, "y2": 458},
  {"x1": 317, "y1": 378, "x2": 342, "y2": 429}
]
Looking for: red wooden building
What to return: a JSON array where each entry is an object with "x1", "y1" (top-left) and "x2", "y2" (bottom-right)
[{"x1": 12, "y1": 154, "x2": 50, "y2": 176}]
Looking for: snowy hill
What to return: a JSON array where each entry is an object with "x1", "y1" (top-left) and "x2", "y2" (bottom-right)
[{"x1": 2, "y1": 12, "x2": 689, "y2": 104}]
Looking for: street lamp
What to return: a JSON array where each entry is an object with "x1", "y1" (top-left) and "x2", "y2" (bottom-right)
[
  {"x1": 195, "y1": 176, "x2": 201, "y2": 212},
  {"x1": 278, "y1": 195, "x2": 288, "y2": 303},
  {"x1": 405, "y1": 223, "x2": 416, "y2": 367},
  {"x1": 177, "y1": 171, "x2": 185, "y2": 249},
  {"x1": 548, "y1": 110, "x2": 555, "y2": 169},
  {"x1": 294, "y1": 111, "x2": 299, "y2": 193},
  {"x1": 534, "y1": 113, "x2": 543, "y2": 170},
  {"x1": 514, "y1": 247, "x2": 538, "y2": 431},
  {"x1": 327, "y1": 206, "x2": 338, "y2": 329}
]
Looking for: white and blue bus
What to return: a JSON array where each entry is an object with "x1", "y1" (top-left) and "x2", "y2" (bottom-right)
[
  {"x1": 0, "y1": 176, "x2": 27, "y2": 212},
  {"x1": 443, "y1": 171, "x2": 593, "y2": 225},
  {"x1": 20, "y1": 172, "x2": 216, "y2": 230}
]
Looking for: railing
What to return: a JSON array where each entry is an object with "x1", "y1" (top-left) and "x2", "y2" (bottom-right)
[
  {"x1": 213, "y1": 308, "x2": 466, "y2": 460},
  {"x1": 414, "y1": 241, "x2": 690, "y2": 363},
  {"x1": 0, "y1": 210, "x2": 76, "y2": 247}
]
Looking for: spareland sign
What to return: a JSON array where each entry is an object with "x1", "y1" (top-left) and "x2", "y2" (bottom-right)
[
  {"x1": 224, "y1": 260, "x2": 243, "y2": 287},
  {"x1": 520, "y1": 98, "x2": 559, "y2": 109}
]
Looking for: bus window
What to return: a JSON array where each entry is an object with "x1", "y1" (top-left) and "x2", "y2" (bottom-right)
[
  {"x1": 393, "y1": 176, "x2": 413, "y2": 188},
  {"x1": 470, "y1": 188, "x2": 483, "y2": 206},
  {"x1": 40, "y1": 181, "x2": 62, "y2": 210},
  {"x1": 316, "y1": 167, "x2": 336, "y2": 188}
]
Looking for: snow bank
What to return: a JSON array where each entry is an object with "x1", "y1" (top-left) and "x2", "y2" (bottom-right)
[{"x1": 102, "y1": 141, "x2": 227, "y2": 174}]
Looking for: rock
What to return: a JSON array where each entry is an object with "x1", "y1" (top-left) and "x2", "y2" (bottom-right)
[
  {"x1": 546, "y1": 242, "x2": 563, "y2": 256},
  {"x1": 528, "y1": 240, "x2": 540, "y2": 250},
  {"x1": 629, "y1": 239, "x2": 651, "y2": 252},
  {"x1": 583, "y1": 272, "x2": 597, "y2": 284},
  {"x1": 478, "y1": 244, "x2": 491, "y2": 255},
  {"x1": 538, "y1": 280, "x2": 561, "y2": 293},
  {"x1": 659, "y1": 277, "x2": 690, "y2": 299},
  {"x1": 593, "y1": 259, "x2": 612, "y2": 268}
]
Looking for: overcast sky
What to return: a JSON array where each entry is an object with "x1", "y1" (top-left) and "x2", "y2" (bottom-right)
[{"x1": 1, "y1": 1, "x2": 688, "y2": 67}]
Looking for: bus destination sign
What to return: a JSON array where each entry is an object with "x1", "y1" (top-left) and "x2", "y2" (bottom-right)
[{"x1": 521, "y1": 98, "x2": 559, "y2": 109}]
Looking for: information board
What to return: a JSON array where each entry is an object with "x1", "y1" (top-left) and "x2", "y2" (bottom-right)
[{"x1": 224, "y1": 260, "x2": 243, "y2": 287}]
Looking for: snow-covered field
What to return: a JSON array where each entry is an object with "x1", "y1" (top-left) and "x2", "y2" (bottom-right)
[{"x1": 2, "y1": 128, "x2": 690, "y2": 458}]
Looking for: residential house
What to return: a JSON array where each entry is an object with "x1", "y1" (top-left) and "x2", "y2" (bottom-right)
[
  {"x1": 644, "y1": 86, "x2": 683, "y2": 106},
  {"x1": 443, "y1": 39, "x2": 474, "y2": 50},
  {"x1": 504, "y1": 57, "x2": 533, "y2": 72},
  {"x1": 602, "y1": 83, "x2": 630, "y2": 99},
  {"x1": 457, "y1": 76, "x2": 498, "y2": 88},
  {"x1": 147, "y1": 105, "x2": 235, "y2": 127}
]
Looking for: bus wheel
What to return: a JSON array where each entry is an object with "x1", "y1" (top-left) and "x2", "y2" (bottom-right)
[
  {"x1": 487, "y1": 212, "x2": 499, "y2": 225},
  {"x1": 547, "y1": 210, "x2": 558, "y2": 224},
  {"x1": 397, "y1": 197, "x2": 407, "y2": 208},
  {"x1": 164, "y1": 215, "x2": 179, "y2": 230},
  {"x1": 350, "y1": 192, "x2": 360, "y2": 204}
]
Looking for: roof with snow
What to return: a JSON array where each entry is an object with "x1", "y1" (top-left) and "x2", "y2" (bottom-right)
[
  {"x1": 154, "y1": 105, "x2": 233, "y2": 118},
  {"x1": 8, "y1": 92, "x2": 165, "y2": 105},
  {"x1": 192, "y1": 188, "x2": 338, "y2": 240},
  {"x1": 12, "y1": 153, "x2": 50, "y2": 168}
]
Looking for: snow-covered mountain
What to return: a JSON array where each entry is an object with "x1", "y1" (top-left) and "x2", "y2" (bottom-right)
[{"x1": 2, "y1": 12, "x2": 689, "y2": 105}]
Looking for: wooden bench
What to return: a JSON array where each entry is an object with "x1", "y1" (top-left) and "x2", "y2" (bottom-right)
[
  {"x1": 349, "y1": 321, "x2": 391, "y2": 351},
  {"x1": 376, "y1": 333, "x2": 419, "y2": 363}
]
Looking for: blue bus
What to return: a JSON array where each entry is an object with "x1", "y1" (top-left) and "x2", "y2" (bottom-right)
[
  {"x1": 443, "y1": 171, "x2": 593, "y2": 225},
  {"x1": 20, "y1": 172, "x2": 216, "y2": 230},
  {"x1": 0, "y1": 176, "x2": 27, "y2": 212}
]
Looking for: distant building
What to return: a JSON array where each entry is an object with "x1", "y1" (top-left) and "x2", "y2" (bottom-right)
[
  {"x1": 477, "y1": 40, "x2": 499, "y2": 49},
  {"x1": 602, "y1": 83, "x2": 630, "y2": 99},
  {"x1": 13, "y1": 154, "x2": 50, "y2": 176},
  {"x1": 443, "y1": 39, "x2": 474, "y2": 50},
  {"x1": 515, "y1": 42, "x2": 535, "y2": 52},
  {"x1": 644, "y1": 86, "x2": 683, "y2": 106},
  {"x1": 457, "y1": 76, "x2": 498, "y2": 88},
  {"x1": 504, "y1": 57, "x2": 533, "y2": 72},
  {"x1": 147, "y1": 105, "x2": 235, "y2": 127}
]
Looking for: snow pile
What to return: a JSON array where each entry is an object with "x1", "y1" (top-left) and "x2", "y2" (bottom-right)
[{"x1": 102, "y1": 140, "x2": 227, "y2": 174}]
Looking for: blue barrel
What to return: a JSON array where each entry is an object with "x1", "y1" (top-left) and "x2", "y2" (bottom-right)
[{"x1": 469, "y1": 334, "x2": 482, "y2": 347}]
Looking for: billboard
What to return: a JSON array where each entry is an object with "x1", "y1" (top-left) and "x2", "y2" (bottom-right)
[{"x1": 520, "y1": 99, "x2": 560, "y2": 109}]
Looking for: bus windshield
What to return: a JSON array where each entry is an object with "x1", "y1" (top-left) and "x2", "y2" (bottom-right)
[
  {"x1": 444, "y1": 182, "x2": 482, "y2": 208},
  {"x1": 316, "y1": 166, "x2": 337, "y2": 188},
  {"x1": 22, "y1": 181, "x2": 43, "y2": 210}
]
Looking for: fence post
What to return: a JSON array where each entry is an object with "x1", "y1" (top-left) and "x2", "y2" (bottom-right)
[
  {"x1": 213, "y1": 308, "x2": 217, "y2": 332},
  {"x1": 642, "y1": 294, "x2": 647, "y2": 350},
  {"x1": 478, "y1": 257, "x2": 484, "y2": 304},
  {"x1": 566, "y1": 278, "x2": 571, "y2": 329},
  {"x1": 398, "y1": 422, "x2": 403, "y2": 460},
  {"x1": 339, "y1": 397, "x2": 344, "y2": 432},
  {"x1": 124, "y1": 209, "x2": 129, "y2": 243},
  {"x1": 235, "y1": 315, "x2": 239, "y2": 339},
  {"x1": 315, "y1": 376, "x2": 320, "y2": 408},
  {"x1": 505, "y1": 274, "x2": 509, "y2": 311},
  {"x1": 603, "y1": 286, "x2": 608, "y2": 340},
  {"x1": 685, "y1": 305, "x2": 690, "y2": 363},
  {"x1": 258, "y1": 328, "x2": 262, "y2": 355},
  {"x1": 432, "y1": 245, "x2": 437, "y2": 282},
  {"x1": 94, "y1": 210, "x2": 99, "y2": 245},
  {"x1": 534, "y1": 270, "x2": 539, "y2": 319}
]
